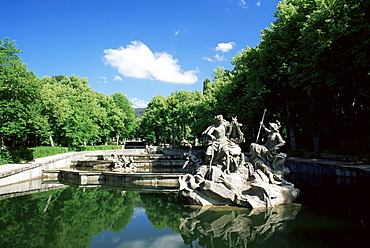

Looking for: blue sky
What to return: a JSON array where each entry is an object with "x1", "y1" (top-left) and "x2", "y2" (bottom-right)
[{"x1": 1, "y1": 0, "x2": 280, "y2": 108}]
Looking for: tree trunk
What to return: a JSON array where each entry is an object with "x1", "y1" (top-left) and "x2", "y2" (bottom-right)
[
  {"x1": 21, "y1": 133, "x2": 28, "y2": 149},
  {"x1": 313, "y1": 135, "x2": 320, "y2": 155},
  {"x1": 0, "y1": 133, "x2": 4, "y2": 150},
  {"x1": 172, "y1": 127, "x2": 177, "y2": 146},
  {"x1": 286, "y1": 100, "x2": 297, "y2": 151},
  {"x1": 288, "y1": 126, "x2": 296, "y2": 151},
  {"x1": 49, "y1": 135, "x2": 54, "y2": 147}
]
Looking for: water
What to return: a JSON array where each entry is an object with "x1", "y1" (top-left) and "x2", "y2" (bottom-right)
[{"x1": 0, "y1": 175, "x2": 369, "y2": 248}]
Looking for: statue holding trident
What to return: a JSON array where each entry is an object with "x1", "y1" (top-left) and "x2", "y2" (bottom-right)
[
  {"x1": 179, "y1": 112, "x2": 299, "y2": 208},
  {"x1": 250, "y1": 110, "x2": 289, "y2": 184}
]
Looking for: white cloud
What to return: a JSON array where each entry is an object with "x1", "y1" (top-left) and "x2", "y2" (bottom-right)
[
  {"x1": 131, "y1": 98, "x2": 148, "y2": 108},
  {"x1": 203, "y1": 56, "x2": 213, "y2": 62},
  {"x1": 117, "y1": 234, "x2": 184, "y2": 248},
  {"x1": 114, "y1": 75, "x2": 123, "y2": 81},
  {"x1": 215, "y1": 42, "x2": 236, "y2": 53},
  {"x1": 214, "y1": 54, "x2": 225, "y2": 61},
  {"x1": 239, "y1": 0, "x2": 248, "y2": 9},
  {"x1": 174, "y1": 30, "x2": 180, "y2": 36},
  {"x1": 256, "y1": 1, "x2": 261, "y2": 6},
  {"x1": 203, "y1": 54, "x2": 226, "y2": 62},
  {"x1": 133, "y1": 208, "x2": 146, "y2": 218},
  {"x1": 103, "y1": 41, "x2": 198, "y2": 84},
  {"x1": 99, "y1": 76, "x2": 108, "y2": 84}
]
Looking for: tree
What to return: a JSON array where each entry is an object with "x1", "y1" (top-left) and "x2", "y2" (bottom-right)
[
  {"x1": 0, "y1": 38, "x2": 45, "y2": 149},
  {"x1": 228, "y1": 0, "x2": 370, "y2": 153},
  {"x1": 139, "y1": 95, "x2": 169, "y2": 144},
  {"x1": 111, "y1": 92, "x2": 135, "y2": 142},
  {"x1": 167, "y1": 90, "x2": 204, "y2": 145},
  {"x1": 41, "y1": 75, "x2": 106, "y2": 146}
]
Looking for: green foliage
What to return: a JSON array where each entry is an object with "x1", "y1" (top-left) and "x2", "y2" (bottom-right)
[
  {"x1": 0, "y1": 148, "x2": 15, "y2": 164},
  {"x1": 2, "y1": 0, "x2": 370, "y2": 157},
  {"x1": 227, "y1": 0, "x2": 370, "y2": 152},
  {"x1": 136, "y1": 0, "x2": 370, "y2": 154},
  {"x1": 138, "y1": 91, "x2": 204, "y2": 145},
  {"x1": 0, "y1": 38, "x2": 136, "y2": 150},
  {"x1": 72, "y1": 145, "x2": 121, "y2": 152},
  {"x1": 30, "y1": 146, "x2": 72, "y2": 159},
  {"x1": 0, "y1": 187, "x2": 139, "y2": 248},
  {"x1": 0, "y1": 38, "x2": 45, "y2": 149},
  {"x1": 41, "y1": 75, "x2": 107, "y2": 146},
  {"x1": 140, "y1": 192, "x2": 183, "y2": 231}
]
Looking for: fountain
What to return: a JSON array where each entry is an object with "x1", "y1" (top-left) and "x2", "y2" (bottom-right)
[
  {"x1": 42, "y1": 113, "x2": 299, "y2": 208},
  {"x1": 179, "y1": 115, "x2": 299, "y2": 208}
]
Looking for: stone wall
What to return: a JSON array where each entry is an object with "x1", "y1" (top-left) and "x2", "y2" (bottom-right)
[
  {"x1": 1, "y1": 149, "x2": 369, "y2": 198},
  {"x1": 286, "y1": 157, "x2": 370, "y2": 177},
  {"x1": 0, "y1": 149, "x2": 144, "y2": 188}
]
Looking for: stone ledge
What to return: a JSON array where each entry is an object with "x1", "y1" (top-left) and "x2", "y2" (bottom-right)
[
  {"x1": 2, "y1": 151, "x2": 370, "y2": 184},
  {"x1": 0, "y1": 150, "x2": 123, "y2": 180},
  {"x1": 286, "y1": 157, "x2": 370, "y2": 177}
]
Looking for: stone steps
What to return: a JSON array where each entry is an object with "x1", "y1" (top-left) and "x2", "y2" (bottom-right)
[{"x1": 42, "y1": 169, "x2": 184, "y2": 190}]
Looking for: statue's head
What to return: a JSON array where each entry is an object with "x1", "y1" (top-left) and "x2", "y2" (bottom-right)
[
  {"x1": 214, "y1": 115, "x2": 224, "y2": 123},
  {"x1": 269, "y1": 120, "x2": 281, "y2": 131}
]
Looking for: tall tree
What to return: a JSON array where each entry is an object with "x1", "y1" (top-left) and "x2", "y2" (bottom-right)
[
  {"x1": 0, "y1": 38, "x2": 45, "y2": 149},
  {"x1": 111, "y1": 92, "x2": 135, "y2": 142}
]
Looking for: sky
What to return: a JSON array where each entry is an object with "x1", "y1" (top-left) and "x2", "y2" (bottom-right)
[{"x1": 1, "y1": 0, "x2": 281, "y2": 108}]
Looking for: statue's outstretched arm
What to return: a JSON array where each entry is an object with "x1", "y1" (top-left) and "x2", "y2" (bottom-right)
[
  {"x1": 206, "y1": 127, "x2": 216, "y2": 140},
  {"x1": 273, "y1": 133, "x2": 286, "y2": 150},
  {"x1": 261, "y1": 123, "x2": 270, "y2": 133}
]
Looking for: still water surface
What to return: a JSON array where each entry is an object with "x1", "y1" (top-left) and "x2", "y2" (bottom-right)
[{"x1": 0, "y1": 175, "x2": 369, "y2": 248}]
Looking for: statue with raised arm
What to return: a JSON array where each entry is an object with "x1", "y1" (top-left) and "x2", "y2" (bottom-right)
[
  {"x1": 202, "y1": 115, "x2": 244, "y2": 174},
  {"x1": 250, "y1": 120, "x2": 289, "y2": 184},
  {"x1": 202, "y1": 115, "x2": 229, "y2": 166},
  {"x1": 179, "y1": 113, "x2": 299, "y2": 209}
]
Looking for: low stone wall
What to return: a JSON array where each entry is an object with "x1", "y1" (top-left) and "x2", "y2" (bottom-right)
[
  {"x1": 1, "y1": 148, "x2": 370, "y2": 196},
  {"x1": 0, "y1": 149, "x2": 141, "y2": 188},
  {"x1": 286, "y1": 157, "x2": 370, "y2": 177}
]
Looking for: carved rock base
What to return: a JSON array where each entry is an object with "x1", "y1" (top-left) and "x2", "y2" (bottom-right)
[{"x1": 179, "y1": 165, "x2": 299, "y2": 208}]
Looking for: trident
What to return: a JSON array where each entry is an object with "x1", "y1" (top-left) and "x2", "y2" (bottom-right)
[{"x1": 256, "y1": 109, "x2": 267, "y2": 143}]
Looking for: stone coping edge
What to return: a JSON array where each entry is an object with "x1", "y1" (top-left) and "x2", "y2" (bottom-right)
[
  {"x1": 1, "y1": 150, "x2": 370, "y2": 180},
  {"x1": 0, "y1": 149, "x2": 133, "y2": 179}
]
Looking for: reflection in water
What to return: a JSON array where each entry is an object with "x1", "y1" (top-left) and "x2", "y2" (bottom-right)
[
  {"x1": 0, "y1": 186, "x2": 300, "y2": 248},
  {"x1": 1, "y1": 173, "x2": 370, "y2": 247},
  {"x1": 178, "y1": 205, "x2": 300, "y2": 248},
  {"x1": 0, "y1": 187, "x2": 138, "y2": 248}
]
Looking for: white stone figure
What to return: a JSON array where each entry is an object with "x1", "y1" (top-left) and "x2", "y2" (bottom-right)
[
  {"x1": 202, "y1": 115, "x2": 244, "y2": 174},
  {"x1": 250, "y1": 120, "x2": 289, "y2": 184},
  {"x1": 179, "y1": 115, "x2": 299, "y2": 209}
]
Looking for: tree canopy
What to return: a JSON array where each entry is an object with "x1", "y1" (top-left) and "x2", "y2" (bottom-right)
[
  {"x1": 138, "y1": 0, "x2": 370, "y2": 154},
  {"x1": 1, "y1": 0, "x2": 369, "y2": 155},
  {"x1": 0, "y1": 38, "x2": 135, "y2": 149}
]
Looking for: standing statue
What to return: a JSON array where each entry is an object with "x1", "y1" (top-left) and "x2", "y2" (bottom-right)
[{"x1": 250, "y1": 120, "x2": 289, "y2": 184}]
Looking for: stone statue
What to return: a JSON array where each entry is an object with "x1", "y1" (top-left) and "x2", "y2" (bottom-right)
[
  {"x1": 202, "y1": 115, "x2": 245, "y2": 174},
  {"x1": 250, "y1": 120, "x2": 290, "y2": 185},
  {"x1": 181, "y1": 139, "x2": 192, "y2": 148},
  {"x1": 109, "y1": 152, "x2": 135, "y2": 171},
  {"x1": 179, "y1": 114, "x2": 299, "y2": 208}
]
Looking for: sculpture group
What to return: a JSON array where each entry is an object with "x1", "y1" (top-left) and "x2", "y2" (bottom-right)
[{"x1": 179, "y1": 114, "x2": 299, "y2": 208}]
